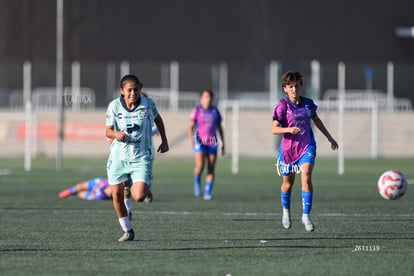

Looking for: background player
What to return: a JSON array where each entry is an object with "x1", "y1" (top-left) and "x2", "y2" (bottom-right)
[
  {"x1": 59, "y1": 177, "x2": 134, "y2": 220},
  {"x1": 59, "y1": 177, "x2": 111, "y2": 200},
  {"x1": 272, "y1": 71, "x2": 338, "y2": 232},
  {"x1": 106, "y1": 74, "x2": 169, "y2": 241},
  {"x1": 188, "y1": 89, "x2": 225, "y2": 200}
]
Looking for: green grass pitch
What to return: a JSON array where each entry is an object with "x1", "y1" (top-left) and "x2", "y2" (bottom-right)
[{"x1": 0, "y1": 157, "x2": 413, "y2": 275}]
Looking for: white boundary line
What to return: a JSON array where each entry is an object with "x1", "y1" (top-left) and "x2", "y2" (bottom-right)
[
  {"x1": 0, "y1": 169, "x2": 11, "y2": 175},
  {"x1": 1, "y1": 209, "x2": 412, "y2": 217}
]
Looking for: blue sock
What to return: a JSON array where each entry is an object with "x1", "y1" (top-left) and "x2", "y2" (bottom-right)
[
  {"x1": 302, "y1": 190, "x2": 313, "y2": 215},
  {"x1": 69, "y1": 187, "x2": 76, "y2": 195},
  {"x1": 205, "y1": 181, "x2": 213, "y2": 195},
  {"x1": 194, "y1": 176, "x2": 201, "y2": 196},
  {"x1": 281, "y1": 190, "x2": 291, "y2": 210}
]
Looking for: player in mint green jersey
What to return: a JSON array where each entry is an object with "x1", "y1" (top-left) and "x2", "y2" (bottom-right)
[{"x1": 106, "y1": 74, "x2": 169, "y2": 241}]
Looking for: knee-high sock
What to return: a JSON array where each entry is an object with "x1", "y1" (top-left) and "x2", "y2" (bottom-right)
[
  {"x1": 194, "y1": 176, "x2": 201, "y2": 196},
  {"x1": 194, "y1": 176, "x2": 201, "y2": 186},
  {"x1": 205, "y1": 181, "x2": 213, "y2": 195},
  {"x1": 302, "y1": 190, "x2": 313, "y2": 215},
  {"x1": 118, "y1": 217, "x2": 132, "y2": 232},
  {"x1": 281, "y1": 190, "x2": 292, "y2": 210}
]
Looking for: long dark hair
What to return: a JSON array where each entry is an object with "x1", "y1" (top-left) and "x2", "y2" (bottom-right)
[{"x1": 120, "y1": 74, "x2": 143, "y2": 89}]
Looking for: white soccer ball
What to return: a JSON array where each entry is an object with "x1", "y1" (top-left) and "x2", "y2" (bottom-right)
[{"x1": 377, "y1": 170, "x2": 407, "y2": 200}]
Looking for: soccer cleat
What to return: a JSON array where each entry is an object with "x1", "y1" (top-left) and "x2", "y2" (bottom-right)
[
  {"x1": 302, "y1": 214, "x2": 315, "y2": 232},
  {"x1": 118, "y1": 229, "x2": 134, "y2": 241},
  {"x1": 144, "y1": 190, "x2": 153, "y2": 204},
  {"x1": 58, "y1": 189, "x2": 72, "y2": 198},
  {"x1": 203, "y1": 193, "x2": 213, "y2": 200},
  {"x1": 194, "y1": 183, "x2": 201, "y2": 197},
  {"x1": 282, "y1": 208, "x2": 291, "y2": 229}
]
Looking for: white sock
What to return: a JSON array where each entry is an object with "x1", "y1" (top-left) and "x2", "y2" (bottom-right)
[
  {"x1": 124, "y1": 198, "x2": 132, "y2": 214},
  {"x1": 118, "y1": 216, "x2": 132, "y2": 232}
]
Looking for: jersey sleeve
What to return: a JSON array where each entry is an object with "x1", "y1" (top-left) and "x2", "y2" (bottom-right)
[
  {"x1": 147, "y1": 98, "x2": 159, "y2": 120},
  {"x1": 216, "y1": 107, "x2": 222, "y2": 123},
  {"x1": 272, "y1": 99, "x2": 286, "y2": 122},
  {"x1": 190, "y1": 107, "x2": 198, "y2": 122},
  {"x1": 106, "y1": 101, "x2": 116, "y2": 127},
  {"x1": 309, "y1": 99, "x2": 317, "y2": 117}
]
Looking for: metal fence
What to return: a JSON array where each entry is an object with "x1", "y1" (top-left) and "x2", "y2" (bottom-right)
[{"x1": 0, "y1": 60, "x2": 413, "y2": 111}]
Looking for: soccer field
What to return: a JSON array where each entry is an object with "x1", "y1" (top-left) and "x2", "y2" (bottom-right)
[{"x1": 0, "y1": 157, "x2": 413, "y2": 275}]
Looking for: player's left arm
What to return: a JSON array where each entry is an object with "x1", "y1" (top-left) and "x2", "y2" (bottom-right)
[
  {"x1": 154, "y1": 114, "x2": 169, "y2": 153},
  {"x1": 311, "y1": 114, "x2": 339, "y2": 150}
]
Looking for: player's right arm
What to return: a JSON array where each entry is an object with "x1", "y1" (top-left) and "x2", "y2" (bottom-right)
[
  {"x1": 272, "y1": 120, "x2": 301, "y2": 135},
  {"x1": 188, "y1": 120, "x2": 195, "y2": 149},
  {"x1": 105, "y1": 125, "x2": 126, "y2": 142},
  {"x1": 105, "y1": 101, "x2": 127, "y2": 142},
  {"x1": 188, "y1": 107, "x2": 198, "y2": 149},
  {"x1": 272, "y1": 100, "x2": 300, "y2": 135}
]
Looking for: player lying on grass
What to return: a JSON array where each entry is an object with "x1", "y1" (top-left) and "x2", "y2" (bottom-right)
[
  {"x1": 58, "y1": 177, "x2": 140, "y2": 220},
  {"x1": 272, "y1": 71, "x2": 338, "y2": 232},
  {"x1": 59, "y1": 177, "x2": 112, "y2": 200}
]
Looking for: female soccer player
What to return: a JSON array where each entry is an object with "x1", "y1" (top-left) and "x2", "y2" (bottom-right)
[
  {"x1": 272, "y1": 71, "x2": 338, "y2": 232},
  {"x1": 106, "y1": 74, "x2": 169, "y2": 241},
  {"x1": 188, "y1": 89, "x2": 225, "y2": 200},
  {"x1": 59, "y1": 177, "x2": 112, "y2": 200},
  {"x1": 59, "y1": 176, "x2": 135, "y2": 220}
]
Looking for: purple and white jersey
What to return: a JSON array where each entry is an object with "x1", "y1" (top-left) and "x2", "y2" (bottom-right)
[
  {"x1": 90, "y1": 178, "x2": 110, "y2": 200},
  {"x1": 190, "y1": 105, "x2": 222, "y2": 146},
  {"x1": 272, "y1": 96, "x2": 317, "y2": 164}
]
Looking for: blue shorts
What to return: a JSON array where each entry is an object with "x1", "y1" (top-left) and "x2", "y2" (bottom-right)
[
  {"x1": 194, "y1": 142, "x2": 218, "y2": 154},
  {"x1": 276, "y1": 145, "x2": 316, "y2": 176}
]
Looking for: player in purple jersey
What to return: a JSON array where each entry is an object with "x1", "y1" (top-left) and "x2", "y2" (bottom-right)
[
  {"x1": 272, "y1": 71, "x2": 338, "y2": 232},
  {"x1": 59, "y1": 177, "x2": 112, "y2": 200},
  {"x1": 188, "y1": 89, "x2": 225, "y2": 200},
  {"x1": 59, "y1": 176, "x2": 136, "y2": 219}
]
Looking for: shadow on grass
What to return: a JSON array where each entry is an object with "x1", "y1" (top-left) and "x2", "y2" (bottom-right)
[
  {"x1": 0, "y1": 244, "x2": 344, "y2": 252},
  {"x1": 2, "y1": 234, "x2": 413, "y2": 253}
]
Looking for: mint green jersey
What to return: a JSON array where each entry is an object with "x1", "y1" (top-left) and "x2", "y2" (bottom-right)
[{"x1": 106, "y1": 96, "x2": 158, "y2": 162}]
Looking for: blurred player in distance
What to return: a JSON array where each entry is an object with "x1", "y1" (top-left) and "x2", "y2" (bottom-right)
[
  {"x1": 59, "y1": 177, "x2": 112, "y2": 200},
  {"x1": 106, "y1": 74, "x2": 169, "y2": 241},
  {"x1": 188, "y1": 89, "x2": 225, "y2": 200},
  {"x1": 272, "y1": 71, "x2": 338, "y2": 232},
  {"x1": 59, "y1": 177, "x2": 135, "y2": 220}
]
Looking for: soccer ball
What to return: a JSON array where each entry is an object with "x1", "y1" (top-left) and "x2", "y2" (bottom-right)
[{"x1": 377, "y1": 170, "x2": 407, "y2": 200}]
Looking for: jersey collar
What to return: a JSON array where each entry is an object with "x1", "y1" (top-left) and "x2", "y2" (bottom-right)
[{"x1": 119, "y1": 95, "x2": 142, "y2": 112}]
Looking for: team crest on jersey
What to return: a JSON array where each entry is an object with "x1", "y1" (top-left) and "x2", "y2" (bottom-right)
[{"x1": 139, "y1": 107, "x2": 147, "y2": 118}]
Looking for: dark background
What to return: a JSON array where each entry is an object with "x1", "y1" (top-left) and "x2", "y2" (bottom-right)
[
  {"x1": 1, "y1": 0, "x2": 414, "y2": 63},
  {"x1": 1, "y1": 0, "x2": 413, "y2": 106}
]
